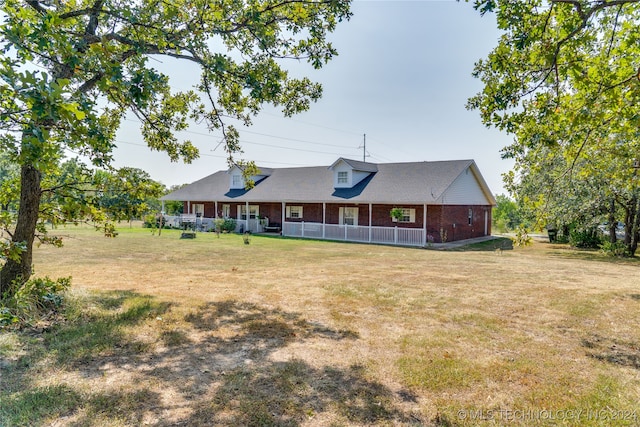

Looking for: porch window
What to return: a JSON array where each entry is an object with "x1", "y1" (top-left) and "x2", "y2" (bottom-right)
[
  {"x1": 193, "y1": 203, "x2": 204, "y2": 217},
  {"x1": 340, "y1": 207, "x2": 359, "y2": 226},
  {"x1": 468, "y1": 208, "x2": 473, "y2": 225},
  {"x1": 393, "y1": 208, "x2": 415, "y2": 223},
  {"x1": 337, "y1": 171, "x2": 348, "y2": 184},
  {"x1": 222, "y1": 204, "x2": 230, "y2": 218},
  {"x1": 238, "y1": 205, "x2": 259, "y2": 220},
  {"x1": 286, "y1": 206, "x2": 303, "y2": 219}
]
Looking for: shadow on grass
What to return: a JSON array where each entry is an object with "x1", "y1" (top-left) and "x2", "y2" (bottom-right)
[
  {"x1": 185, "y1": 361, "x2": 420, "y2": 426},
  {"x1": 2, "y1": 293, "x2": 424, "y2": 426},
  {"x1": 545, "y1": 246, "x2": 640, "y2": 265},
  {"x1": 45, "y1": 290, "x2": 173, "y2": 366},
  {"x1": 582, "y1": 334, "x2": 640, "y2": 370},
  {"x1": 448, "y1": 237, "x2": 514, "y2": 252}
]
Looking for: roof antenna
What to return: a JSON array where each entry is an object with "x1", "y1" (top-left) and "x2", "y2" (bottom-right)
[{"x1": 358, "y1": 133, "x2": 370, "y2": 162}]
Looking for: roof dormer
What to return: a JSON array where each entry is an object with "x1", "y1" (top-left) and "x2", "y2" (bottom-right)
[
  {"x1": 228, "y1": 165, "x2": 273, "y2": 190},
  {"x1": 328, "y1": 158, "x2": 378, "y2": 189}
]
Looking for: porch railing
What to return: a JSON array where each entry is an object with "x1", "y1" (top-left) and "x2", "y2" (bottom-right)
[
  {"x1": 283, "y1": 221, "x2": 425, "y2": 247},
  {"x1": 163, "y1": 215, "x2": 215, "y2": 231},
  {"x1": 161, "y1": 216, "x2": 425, "y2": 246}
]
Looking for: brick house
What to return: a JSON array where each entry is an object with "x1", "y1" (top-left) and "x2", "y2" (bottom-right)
[{"x1": 161, "y1": 158, "x2": 496, "y2": 246}]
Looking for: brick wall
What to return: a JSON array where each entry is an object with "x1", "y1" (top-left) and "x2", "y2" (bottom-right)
[
  {"x1": 186, "y1": 200, "x2": 492, "y2": 243},
  {"x1": 426, "y1": 205, "x2": 491, "y2": 243}
]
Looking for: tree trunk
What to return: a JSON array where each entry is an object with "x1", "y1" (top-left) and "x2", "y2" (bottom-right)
[
  {"x1": 623, "y1": 195, "x2": 638, "y2": 256},
  {"x1": 0, "y1": 164, "x2": 42, "y2": 297},
  {"x1": 608, "y1": 198, "x2": 617, "y2": 243},
  {"x1": 630, "y1": 196, "x2": 640, "y2": 256}
]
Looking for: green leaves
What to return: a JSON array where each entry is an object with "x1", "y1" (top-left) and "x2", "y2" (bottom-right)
[
  {"x1": 470, "y1": 0, "x2": 640, "y2": 253},
  {"x1": 0, "y1": 0, "x2": 352, "y2": 291}
]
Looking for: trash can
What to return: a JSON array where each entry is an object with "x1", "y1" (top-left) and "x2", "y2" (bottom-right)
[{"x1": 547, "y1": 229, "x2": 558, "y2": 243}]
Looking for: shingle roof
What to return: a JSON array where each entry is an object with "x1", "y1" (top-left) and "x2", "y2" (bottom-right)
[
  {"x1": 329, "y1": 158, "x2": 379, "y2": 173},
  {"x1": 162, "y1": 159, "x2": 491, "y2": 204}
]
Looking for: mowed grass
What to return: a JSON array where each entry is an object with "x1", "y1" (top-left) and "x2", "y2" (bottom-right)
[{"x1": 1, "y1": 225, "x2": 640, "y2": 426}]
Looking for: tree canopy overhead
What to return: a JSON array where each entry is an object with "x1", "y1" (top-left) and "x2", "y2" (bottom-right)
[
  {"x1": 468, "y1": 0, "x2": 640, "y2": 255},
  {"x1": 0, "y1": 0, "x2": 352, "y2": 295}
]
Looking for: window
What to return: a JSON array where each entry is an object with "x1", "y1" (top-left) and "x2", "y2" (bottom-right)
[
  {"x1": 392, "y1": 208, "x2": 416, "y2": 223},
  {"x1": 193, "y1": 203, "x2": 204, "y2": 217},
  {"x1": 468, "y1": 208, "x2": 473, "y2": 225},
  {"x1": 401, "y1": 208, "x2": 414, "y2": 223},
  {"x1": 232, "y1": 174, "x2": 242, "y2": 187},
  {"x1": 222, "y1": 204, "x2": 230, "y2": 218},
  {"x1": 286, "y1": 206, "x2": 303, "y2": 219},
  {"x1": 341, "y1": 207, "x2": 358, "y2": 226},
  {"x1": 238, "y1": 205, "x2": 259, "y2": 220},
  {"x1": 337, "y1": 171, "x2": 348, "y2": 184}
]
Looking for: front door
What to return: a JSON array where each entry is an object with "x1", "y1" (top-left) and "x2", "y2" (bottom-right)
[{"x1": 339, "y1": 207, "x2": 359, "y2": 226}]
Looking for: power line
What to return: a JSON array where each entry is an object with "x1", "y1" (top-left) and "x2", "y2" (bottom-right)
[
  {"x1": 116, "y1": 136, "x2": 358, "y2": 158},
  {"x1": 114, "y1": 139, "x2": 354, "y2": 166},
  {"x1": 123, "y1": 117, "x2": 358, "y2": 150},
  {"x1": 259, "y1": 110, "x2": 363, "y2": 137}
]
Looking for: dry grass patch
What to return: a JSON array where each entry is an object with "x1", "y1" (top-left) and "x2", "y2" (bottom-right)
[{"x1": 1, "y1": 225, "x2": 639, "y2": 426}]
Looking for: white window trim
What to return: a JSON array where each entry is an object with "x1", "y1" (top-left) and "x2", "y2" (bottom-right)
[
  {"x1": 286, "y1": 206, "x2": 303, "y2": 219},
  {"x1": 392, "y1": 208, "x2": 416, "y2": 223},
  {"x1": 193, "y1": 203, "x2": 205, "y2": 217},
  {"x1": 238, "y1": 205, "x2": 259, "y2": 220},
  {"x1": 339, "y1": 207, "x2": 359, "y2": 226}
]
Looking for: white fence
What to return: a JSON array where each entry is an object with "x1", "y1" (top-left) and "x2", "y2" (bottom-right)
[
  {"x1": 163, "y1": 215, "x2": 215, "y2": 231},
  {"x1": 283, "y1": 221, "x2": 425, "y2": 247},
  {"x1": 164, "y1": 215, "x2": 268, "y2": 233},
  {"x1": 161, "y1": 217, "x2": 424, "y2": 246}
]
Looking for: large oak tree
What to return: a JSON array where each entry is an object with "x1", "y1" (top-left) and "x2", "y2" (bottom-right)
[
  {"x1": 0, "y1": 0, "x2": 351, "y2": 297},
  {"x1": 468, "y1": 0, "x2": 640, "y2": 255}
]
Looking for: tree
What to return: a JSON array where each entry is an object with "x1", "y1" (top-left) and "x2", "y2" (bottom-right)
[
  {"x1": 0, "y1": 0, "x2": 352, "y2": 297},
  {"x1": 467, "y1": 0, "x2": 640, "y2": 255},
  {"x1": 97, "y1": 167, "x2": 164, "y2": 226},
  {"x1": 162, "y1": 184, "x2": 186, "y2": 216},
  {"x1": 492, "y1": 193, "x2": 522, "y2": 232},
  {"x1": 0, "y1": 151, "x2": 19, "y2": 212}
]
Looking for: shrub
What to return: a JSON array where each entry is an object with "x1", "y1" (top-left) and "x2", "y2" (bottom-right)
[
  {"x1": 569, "y1": 228, "x2": 602, "y2": 249},
  {"x1": 0, "y1": 276, "x2": 71, "y2": 328},
  {"x1": 143, "y1": 214, "x2": 166, "y2": 229},
  {"x1": 213, "y1": 217, "x2": 225, "y2": 234},
  {"x1": 221, "y1": 218, "x2": 237, "y2": 233},
  {"x1": 600, "y1": 240, "x2": 629, "y2": 257},
  {"x1": 142, "y1": 214, "x2": 156, "y2": 228}
]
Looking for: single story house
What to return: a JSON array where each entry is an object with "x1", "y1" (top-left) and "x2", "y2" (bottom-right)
[{"x1": 161, "y1": 157, "x2": 496, "y2": 246}]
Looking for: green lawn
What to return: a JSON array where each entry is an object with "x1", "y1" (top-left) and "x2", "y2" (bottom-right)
[{"x1": 1, "y1": 225, "x2": 639, "y2": 426}]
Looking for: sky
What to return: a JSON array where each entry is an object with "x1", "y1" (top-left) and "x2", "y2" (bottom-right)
[{"x1": 111, "y1": 0, "x2": 515, "y2": 195}]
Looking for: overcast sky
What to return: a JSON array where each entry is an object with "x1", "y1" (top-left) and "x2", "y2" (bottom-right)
[{"x1": 112, "y1": 0, "x2": 514, "y2": 195}]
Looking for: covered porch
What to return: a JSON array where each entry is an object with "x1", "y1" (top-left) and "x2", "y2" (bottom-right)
[{"x1": 167, "y1": 200, "x2": 490, "y2": 246}]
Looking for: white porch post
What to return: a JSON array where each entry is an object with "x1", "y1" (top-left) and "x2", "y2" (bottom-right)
[
  {"x1": 245, "y1": 201, "x2": 249, "y2": 232},
  {"x1": 215, "y1": 201, "x2": 218, "y2": 218},
  {"x1": 322, "y1": 203, "x2": 326, "y2": 239},
  {"x1": 281, "y1": 202, "x2": 286, "y2": 236},
  {"x1": 368, "y1": 203, "x2": 372, "y2": 242},
  {"x1": 187, "y1": 201, "x2": 191, "y2": 214},
  {"x1": 423, "y1": 203, "x2": 427, "y2": 245},
  {"x1": 484, "y1": 209, "x2": 488, "y2": 236}
]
